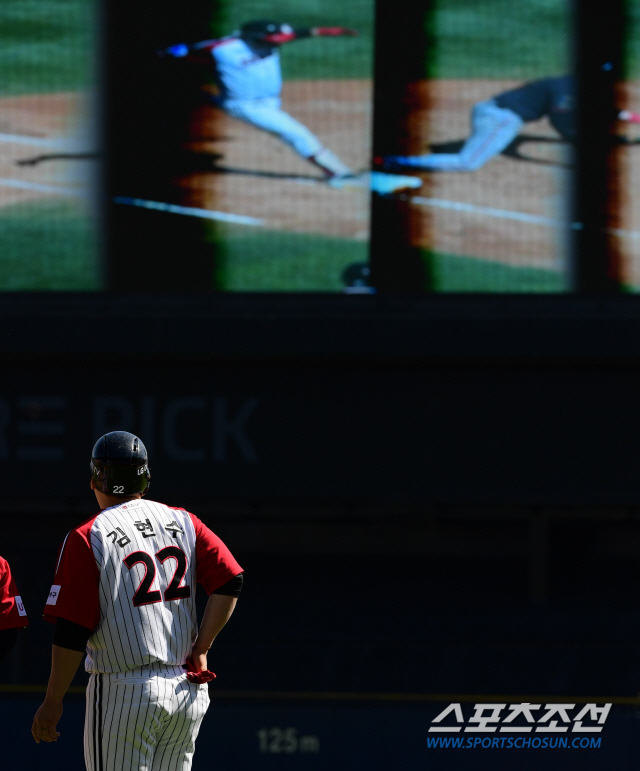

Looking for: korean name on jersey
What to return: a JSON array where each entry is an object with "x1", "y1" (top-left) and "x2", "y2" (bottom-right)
[{"x1": 45, "y1": 500, "x2": 241, "y2": 674}]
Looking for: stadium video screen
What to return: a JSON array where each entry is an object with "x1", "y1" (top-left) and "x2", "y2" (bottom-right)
[{"x1": 3, "y1": 0, "x2": 631, "y2": 293}]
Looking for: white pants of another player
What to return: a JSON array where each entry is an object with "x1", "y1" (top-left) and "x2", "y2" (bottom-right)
[
  {"x1": 84, "y1": 665, "x2": 209, "y2": 771},
  {"x1": 389, "y1": 99, "x2": 523, "y2": 172},
  {"x1": 222, "y1": 96, "x2": 324, "y2": 158}
]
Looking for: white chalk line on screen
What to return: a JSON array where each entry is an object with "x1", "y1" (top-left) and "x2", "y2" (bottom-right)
[
  {"x1": 0, "y1": 178, "x2": 84, "y2": 196},
  {"x1": 410, "y1": 195, "x2": 640, "y2": 239},
  {"x1": 0, "y1": 132, "x2": 66, "y2": 148},
  {"x1": 113, "y1": 196, "x2": 264, "y2": 226},
  {"x1": 412, "y1": 196, "x2": 562, "y2": 226},
  {"x1": 2, "y1": 170, "x2": 639, "y2": 242}
]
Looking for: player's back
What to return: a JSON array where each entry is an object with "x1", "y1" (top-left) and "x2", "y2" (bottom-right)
[
  {"x1": 494, "y1": 76, "x2": 576, "y2": 139},
  {"x1": 87, "y1": 499, "x2": 199, "y2": 673}
]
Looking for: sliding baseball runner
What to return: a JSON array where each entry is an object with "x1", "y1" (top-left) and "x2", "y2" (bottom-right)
[
  {"x1": 381, "y1": 74, "x2": 640, "y2": 173},
  {"x1": 31, "y1": 431, "x2": 243, "y2": 770}
]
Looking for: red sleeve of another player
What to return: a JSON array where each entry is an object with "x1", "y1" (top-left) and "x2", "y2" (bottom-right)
[
  {"x1": 0, "y1": 557, "x2": 28, "y2": 630},
  {"x1": 43, "y1": 520, "x2": 101, "y2": 630},
  {"x1": 188, "y1": 513, "x2": 243, "y2": 595}
]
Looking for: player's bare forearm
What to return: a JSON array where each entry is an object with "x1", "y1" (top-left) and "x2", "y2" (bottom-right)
[
  {"x1": 31, "y1": 645, "x2": 84, "y2": 743},
  {"x1": 195, "y1": 594, "x2": 237, "y2": 649},
  {"x1": 190, "y1": 594, "x2": 237, "y2": 669},
  {"x1": 47, "y1": 644, "x2": 85, "y2": 700}
]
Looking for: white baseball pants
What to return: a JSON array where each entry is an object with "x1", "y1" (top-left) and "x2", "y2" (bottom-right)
[
  {"x1": 84, "y1": 665, "x2": 210, "y2": 771},
  {"x1": 397, "y1": 99, "x2": 523, "y2": 171},
  {"x1": 222, "y1": 96, "x2": 324, "y2": 158}
]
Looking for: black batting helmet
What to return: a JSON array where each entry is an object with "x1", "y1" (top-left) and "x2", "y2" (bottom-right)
[
  {"x1": 240, "y1": 20, "x2": 290, "y2": 41},
  {"x1": 90, "y1": 431, "x2": 151, "y2": 496}
]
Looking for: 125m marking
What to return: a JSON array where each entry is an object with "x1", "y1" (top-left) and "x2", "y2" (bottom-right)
[{"x1": 257, "y1": 728, "x2": 320, "y2": 754}]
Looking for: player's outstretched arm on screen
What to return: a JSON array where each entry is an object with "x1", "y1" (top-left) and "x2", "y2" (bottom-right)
[
  {"x1": 190, "y1": 594, "x2": 237, "y2": 672},
  {"x1": 311, "y1": 27, "x2": 359, "y2": 37},
  {"x1": 31, "y1": 645, "x2": 84, "y2": 743}
]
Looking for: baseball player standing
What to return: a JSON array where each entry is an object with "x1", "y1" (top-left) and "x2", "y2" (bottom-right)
[
  {"x1": 0, "y1": 556, "x2": 28, "y2": 662},
  {"x1": 161, "y1": 20, "x2": 359, "y2": 183},
  {"x1": 31, "y1": 431, "x2": 243, "y2": 770}
]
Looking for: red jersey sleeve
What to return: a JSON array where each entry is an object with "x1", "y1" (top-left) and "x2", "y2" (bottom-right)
[
  {"x1": 43, "y1": 516, "x2": 101, "y2": 630},
  {"x1": 0, "y1": 556, "x2": 28, "y2": 630},
  {"x1": 188, "y1": 513, "x2": 242, "y2": 594}
]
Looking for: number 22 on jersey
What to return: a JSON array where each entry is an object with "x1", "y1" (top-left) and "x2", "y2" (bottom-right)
[{"x1": 123, "y1": 546, "x2": 191, "y2": 607}]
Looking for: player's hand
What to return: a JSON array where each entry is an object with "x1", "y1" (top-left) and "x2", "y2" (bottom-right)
[
  {"x1": 31, "y1": 698, "x2": 63, "y2": 743},
  {"x1": 184, "y1": 651, "x2": 216, "y2": 683},
  {"x1": 189, "y1": 650, "x2": 208, "y2": 673}
]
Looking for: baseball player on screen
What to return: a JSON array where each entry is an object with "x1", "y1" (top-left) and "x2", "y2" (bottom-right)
[
  {"x1": 381, "y1": 74, "x2": 640, "y2": 173},
  {"x1": 381, "y1": 76, "x2": 578, "y2": 172},
  {"x1": 160, "y1": 20, "x2": 359, "y2": 184},
  {"x1": 31, "y1": 431, "x2": 243, "y2": 770},
  {"x1": 0, "y1": 556, "x2": 28, "y2": 662}
]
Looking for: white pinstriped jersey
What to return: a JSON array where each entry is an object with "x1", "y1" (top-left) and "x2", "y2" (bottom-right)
[
  {"x1": 44, "y1": 499, "x2": 241, "y2": 674},
  {"x1": 211, "y1": 37, "x2": 282, "y2": 101}
]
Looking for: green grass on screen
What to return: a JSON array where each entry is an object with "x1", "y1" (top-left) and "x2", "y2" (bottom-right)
[
  {"x1": 428, "y1": 251, "x2": 566, "y2": 292},
  {"x1": 210, "y1": 225, "x2": 367, "y2": 291},
  {"x1": 431, "y1": 0, "x2": 571, "y2": 80},
  {"x1": 626, "y1": 0, "x2": 640, "y2": 79},
  {"x1": 208, "y1": 228, "x2": 564, "y2": 293},
  {"x1": 0, "y1": 0, "x2": 95, "y2": 95},
  {"x1": 0, "y1": 199, "x2": 100, "y2": 290}
]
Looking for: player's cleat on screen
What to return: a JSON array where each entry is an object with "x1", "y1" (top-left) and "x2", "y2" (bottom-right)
[
  {"x1": 328, "y1": 172, "x2": 422, "y2": 194},
  {"x1": 327, "y1": 173, "x2": 367, "y2": 190},
  {"x1": 369, "y1": 171, "x2": 422, "y2": 195},
  {"x1": 311, "y1": 148, "x2": 354, "y2": 180}
]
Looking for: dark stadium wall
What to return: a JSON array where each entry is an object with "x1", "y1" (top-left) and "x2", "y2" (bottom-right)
[
  {"x1": 1, "y1": 357, "x2": 640, "y2": 504},
  {"x1": 2, "y1": 294, "x2": 640, "y2": 504}
]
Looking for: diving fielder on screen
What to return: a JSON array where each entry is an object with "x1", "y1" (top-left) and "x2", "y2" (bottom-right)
[{"x1": 31, "y1": 431, "x2": 243, "y2": 770}]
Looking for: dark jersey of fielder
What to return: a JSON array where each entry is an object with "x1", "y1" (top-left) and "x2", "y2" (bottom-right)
[
  {"x1": 43, "y1": 499, "x2": 241, "y2": 673},
  {"x1": 0, "y1": 556, "x2": 28, "y2": 629},
  {"x1": 494, "y1": 75, "x2": 576, "y2": 140}
]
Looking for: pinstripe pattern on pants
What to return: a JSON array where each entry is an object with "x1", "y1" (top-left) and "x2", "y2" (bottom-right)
[{"x1": 84, "y1": 666, "x2": 210, "y2": 771}]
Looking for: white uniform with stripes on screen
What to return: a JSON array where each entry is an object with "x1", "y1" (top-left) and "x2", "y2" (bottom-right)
[
  {"x1": 183, "y1": 33, "x2": 353, "y2": 178},
  {"x1": 46, "y1": 499, "x2": 240, "y2": 771}
]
